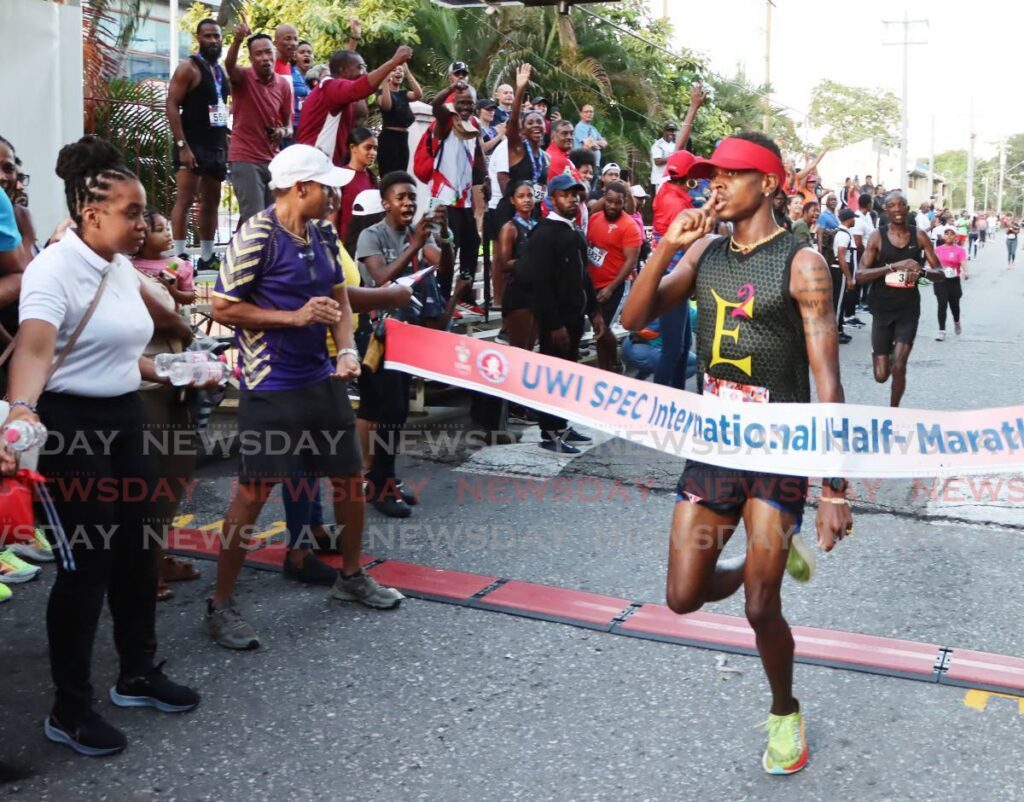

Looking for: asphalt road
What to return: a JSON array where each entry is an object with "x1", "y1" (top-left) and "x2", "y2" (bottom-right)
[{"x1": 2, "y1": 234, "x2": 1023, "y2": 801}]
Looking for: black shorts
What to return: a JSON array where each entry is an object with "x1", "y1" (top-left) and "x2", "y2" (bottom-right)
[
  {"x1": 237, "y1": 379, "x2": 361, "y2": 483},
  {"x1": 676, "y1": 460, "x2": 807, "y2": 527},
  {"x1": 173, "y1": 141, "x2": 228, "y2": 181},
  {"x1": 483, "y1": 208, "x2": 503, "y2": 242},
  {"x1": 871, "y1": 309, "x2": 919, "y2": 355}
]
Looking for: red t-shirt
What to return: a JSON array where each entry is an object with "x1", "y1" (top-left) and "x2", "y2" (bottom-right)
[
  {"x1": 336, "y1": 169, "x2": 375, "y2": 242},
  {"x1": 274, "y1": 59, "x2": 292, "y2": 77},
  {"x1": 546, "y1": 143, "x2": 575, "y2": 182},
  {"x1": 296, "y1": 75, "x2": 373, "y2": 166},
  {"x1": 652, "y1": 180, "x2": 693, "y2": 238},
  {"x1": 227, "y1": 68, "x2": 293, "y2": 164},
  {"x1": 586, "y1": 211, "x2": 643, "y2": 289}
]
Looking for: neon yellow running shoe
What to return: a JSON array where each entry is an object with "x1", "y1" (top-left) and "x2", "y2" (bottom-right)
[
  {"x1": 761, "y1": 708, "x2": 808, "y2": 775},
  {"x1": 0, "y1": 583, "x2": 11, "y2": 604},
  {"x1": 0, "y1": 548, "x2": 41, "y2": 584},
  {"x1": 785, "y1": 534, "x2": 815, "y2": 583},
  {"x1": 10, "y1": 528, "x2": 54, "y2": 563}
]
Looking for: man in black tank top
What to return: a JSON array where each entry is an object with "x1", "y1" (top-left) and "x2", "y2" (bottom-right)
[
  {"x1": 622, "y1": 133, "x2": 852, "y2": 776},
  {"x1": 166, "y1": 19, "x2": 229, "y2": 271},
  {"x1": 858, "y1": 191, "x2": 943, "y2": 407}
]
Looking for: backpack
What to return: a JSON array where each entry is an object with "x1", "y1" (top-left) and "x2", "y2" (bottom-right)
[
  {"x1": 819, "y1": 226, "x2": 838, "y2": 266},
  {"x1": 413, "y1": 121, "x2": 441, "y2": 184}
]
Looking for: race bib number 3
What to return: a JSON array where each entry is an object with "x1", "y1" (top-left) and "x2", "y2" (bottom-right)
[{"x1": 884, "y1": 270, "x2": 915, "y2": 288}]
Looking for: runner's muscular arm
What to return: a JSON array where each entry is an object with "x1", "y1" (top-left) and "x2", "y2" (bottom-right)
[
  {"x1": 855, "y1": 229, "x2": 891, "y2": 285},
  {"x1": 166, "y1": 59, "x2": 200, "y2": 147},
  {"x1": 917, "y1": 229, "x2": 945, "y2": 282},
  {"x1": 789, "y1": 247, "x2": 852, "y2": 551},
  {"x1": 620, "y1": 203, "x2": 717, "y2": 330}
]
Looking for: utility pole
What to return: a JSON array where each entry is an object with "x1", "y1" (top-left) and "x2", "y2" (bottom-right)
[
  {"x1": 997, "y1": 140, "x2": 1007, "y2": 215},
  {"x1": 762, "y1": 0, "x2": 773, "y2": 132},
  {"x1": 168, "y1": 0, "x2": 178, "y2": 81},
  {"x1": 882, "y1": 13, "x2": 928, "y2": 191},
  {"x1": 662, "y1": 0, "x2": 669, "y2": 17},
  {"x1": 983, "y1": 174, "x2": 989, "y2": 210},
  {"x1": 966, "y1": 100, "x2": 976, "y2": 213},
  {"x1": 928, "y1": 115, "x2": 935, "y2": 203}
]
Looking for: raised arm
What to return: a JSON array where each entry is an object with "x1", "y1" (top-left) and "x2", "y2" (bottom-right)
[
  {"x1": 506, "y1": 63, "x2": 532, "y2": 164},
  {"x1": 620, "y1": 198, "x2": 718, "y2": 330},
  {"x1": 404, "y1": 66, "x2": 423, "y2": 102},
  {"x1": 674, "y1": 84, "x2": 707, "y2": 152},
  {"x1": 795, "y1": 146, "x2": 829, "y2": 187},
  {"x1": 224, "y1": 20, "x2": 249, "y2": 85},
  {"x1": 365, "y1": 46, "x2": 413, "y2": 94}
]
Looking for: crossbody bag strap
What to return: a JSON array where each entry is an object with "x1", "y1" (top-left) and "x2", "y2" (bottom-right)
[
  {"x1": 45, "y1": 268, "x2": 112, "y2": 382},
  {"x1": 0, "y1": 323, "x2": 15, "y2": 368}
]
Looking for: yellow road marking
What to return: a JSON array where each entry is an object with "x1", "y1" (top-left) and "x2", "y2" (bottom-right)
[
  {"x1": 197, "y1": 519, "x2": 224, "y2": 532},
  {"x1": 963, "y1": 689, "x2": 1024, "y2": 714},
  {"x1": 172, "y1": 514, "x2": 194, "y2": 528},
  {"x1": 251, "y1": 521, "x2": 287, "y2": 541}
]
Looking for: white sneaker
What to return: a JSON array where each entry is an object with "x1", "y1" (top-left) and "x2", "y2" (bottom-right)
[
  {"x1": 0, "y1": 548, "x2": 42, "y2": 584},
  {"x1": 935, "y1": 331, "x2": 946, "y2": 341},
  {"x1": 9, "y1": 528, "x2": 55, "y2": 563}
]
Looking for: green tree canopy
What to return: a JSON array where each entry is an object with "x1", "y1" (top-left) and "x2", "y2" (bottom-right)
[{"x1": 808, "y1": 79, "x2": 900, "y2": 150}]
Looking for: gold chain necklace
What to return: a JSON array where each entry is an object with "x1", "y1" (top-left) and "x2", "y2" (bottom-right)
[{"x1": 729, "y1": 226, "x2": 786, "y2": 255}]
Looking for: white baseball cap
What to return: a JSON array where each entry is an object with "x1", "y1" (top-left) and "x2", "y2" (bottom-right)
[
  {"x1": 601, "y1": 162, "x2": 621, "y2": 175},
  {"x1": 630, "y1": 184, "x2": 648, "y2": 198},
  {"x1": 268, "y1": 144, "x2": 355, "y2": 190},
  {"x1": 351, "y1": 189, "x2": 384, "y2": 217}
]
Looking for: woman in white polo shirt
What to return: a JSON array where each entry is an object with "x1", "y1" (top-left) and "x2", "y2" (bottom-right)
[{"x1": 0, "y1": 136, "x2": 199, "y2": 757}]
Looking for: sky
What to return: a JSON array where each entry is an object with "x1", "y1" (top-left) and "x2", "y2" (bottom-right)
[{"x1": 663, "y1": 0, "x2": 1024, "y2": 163}]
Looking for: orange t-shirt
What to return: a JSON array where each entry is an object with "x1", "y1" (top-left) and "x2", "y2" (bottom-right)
[{"x1": 586, "y1": 211, "x2": 643, "y2": 288}]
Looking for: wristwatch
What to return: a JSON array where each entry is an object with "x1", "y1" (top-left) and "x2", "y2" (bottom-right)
[
  {"x1": 338, "y1": 348, "x2": 359, "y2": 361},
  {"x1": 824, "y1": 477, "x2": 848, "y2": 493},
  {"x1": 175, "y1": 139, "x2": 187, "y2": 149}
]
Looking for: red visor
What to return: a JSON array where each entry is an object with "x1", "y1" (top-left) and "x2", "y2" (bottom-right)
[{"x1": 687, "y1": 138, "x2": 785, "y2": 186}]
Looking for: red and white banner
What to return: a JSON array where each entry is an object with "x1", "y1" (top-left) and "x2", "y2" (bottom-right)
[{"x1": 384, "y1": 320, "x2": 1024, "y2": 479}]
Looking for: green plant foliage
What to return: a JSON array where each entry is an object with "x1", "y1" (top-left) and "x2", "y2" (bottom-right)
[{"x1": 808, "y1": 79, "x2": 900, "y2": 150}]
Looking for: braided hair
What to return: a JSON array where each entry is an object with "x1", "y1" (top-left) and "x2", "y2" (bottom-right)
[{"x1": 54, "y1": 135, "x2": 137, "y2": 226}]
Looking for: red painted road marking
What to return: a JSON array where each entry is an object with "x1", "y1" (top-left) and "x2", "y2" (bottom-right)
[
  {"x1": 168, "y1": 528, "x2": 1024, "y2": 695},
  {"x1": 472, "y1": 580, "x2": 632, "y2": 630}
]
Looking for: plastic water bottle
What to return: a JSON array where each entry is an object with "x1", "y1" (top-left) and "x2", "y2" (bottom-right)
[
  {"x1": 3, "y1": 420, "x2": 48, "y2": 453},
  {"x1": 154, "y1": 351, "x2": 207, "y2": 377},
  {"x1": 167, "y1": 357, "x2": 228, "y2": 386}
]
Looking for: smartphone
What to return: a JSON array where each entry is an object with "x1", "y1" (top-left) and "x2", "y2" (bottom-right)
[{"x1": 427, "y1": 197, "x2": 443, "y2": 236}]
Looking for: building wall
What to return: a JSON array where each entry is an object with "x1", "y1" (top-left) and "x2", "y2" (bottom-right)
[{"x1": 0, "y1": 0, "x2": 84, "y2": 235}]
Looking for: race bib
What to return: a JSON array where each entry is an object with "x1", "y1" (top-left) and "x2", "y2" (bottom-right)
[
  {"x1": 942, "y1": 266, "x2": 959, "y2": 279},
  {"x1": 587, "y1": 244, "x2": 607, "y2": 268},
  {"x1": 209, "y1": 102, "x2": 229, "y2": 127},
  {"x1": 532, "y1": 183, "x2": 546, "y2": 202},
  {"x1": 884, "y1": 269, "x2": 915, "y2": 288},
  {"x1": 705, "y1": 374, "x2": 770, "y2": 404}
]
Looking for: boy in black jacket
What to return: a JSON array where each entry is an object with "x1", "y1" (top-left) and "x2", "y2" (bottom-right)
[{"x1": 521, "y1": 173, "x2": 607, "y2": 453}]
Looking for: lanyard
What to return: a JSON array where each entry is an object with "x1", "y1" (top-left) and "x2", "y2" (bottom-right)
[
  {"x1": 198, "y1": 54, "x2": 224, "y2": 102},
  {"x1": 524, "y1": 141, "x2": 545, "y2": 184},
  {"x1": 514, "y1": 214, "x2": 536, "y2": 232}
]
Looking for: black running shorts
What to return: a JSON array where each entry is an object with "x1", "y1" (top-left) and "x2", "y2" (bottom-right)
[
  {"x1": 676, "y1": 460, "x2": 807, "y2": 525},
  {"x1": 871, "y1": 309, "x2": 919, "y2": 356},
  {"x1": 237, "y1": 378, "x2": 361, "y2": 483},
  {"x1": 173, "y1": 141, "x2": 228, "y2": 181}
]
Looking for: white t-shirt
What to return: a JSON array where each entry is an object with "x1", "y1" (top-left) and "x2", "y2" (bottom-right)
[
  {"x1": 852, "y1": 210, "x2": 877, "y2": 247},
  {"x1": 915, "y1": 212, "x2": 931, "y2": 232},
  {"x1": 931, "y1": 224, "x2": 955, "y2": 246},
  {"x1": 650, "y1": 137, "x2": 675, "y2": 186},
  {"x1": 488, "y1": 138, "x2": 509, "y2": 211},
  {"x1": 19, "y1": 229, "x2": 153, "y2": 397}
]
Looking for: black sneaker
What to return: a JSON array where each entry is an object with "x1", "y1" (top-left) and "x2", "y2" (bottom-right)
[
  {"x1": 844, "y1": 316, "x2": 865, "y2": 327},
  {"x1": 283, "y1": 549, "x2": 338, "y2": 585},
  {"x1": 109, "y1": 661, "x2": 200, "y2": 714},
  {"x1": 563, "y1": 427, "x2": 593, "y2": 444},
  {"x1": 45, "y1": 711, "x2": 127, "y2": 757},
  {"x1": 838, "y1": 332, "x2": 852, "y2": 344},
  {"x1": 372, "y1": 496, "x2": 412, "y2": 518},
  {"x1": 539, "y1": 438, "x2": 581, "y2": 455},
  {"x1": 508, "y1": 406, "x2": 538, "y2": 425},
  {"x1": 395, "y1": 480, "x2": 419, "y2": 506},
  {"x1": 196, "y1": 254, "x2": 221, "y2": 273}
]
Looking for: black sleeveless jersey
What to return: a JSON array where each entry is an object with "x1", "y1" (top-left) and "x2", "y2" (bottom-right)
[
  {"x1": 180, "y1": 55, "x2": 229, "y2": 148},
  {"x1": 693, "y1": 231, "x2": 810, "y2": 404},
  {"x1": 870, "y1": 224, "x2": 923, "y2": 317}
]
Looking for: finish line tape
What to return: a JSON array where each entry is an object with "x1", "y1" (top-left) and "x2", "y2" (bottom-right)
[{"x1": 383, "y1": 320, "x2": 1024, "y2": 479}]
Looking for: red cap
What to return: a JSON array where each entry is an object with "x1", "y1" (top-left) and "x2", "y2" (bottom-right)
[
  {"x1": 665, "y1": 150, "x2": 698, "y2": 179},
  {"x1": 686, "y1": 137, "x2": 786, "y2": 186}
]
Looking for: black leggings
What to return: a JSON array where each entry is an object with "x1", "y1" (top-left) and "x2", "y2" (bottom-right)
[
  {"x1": 934, "y1": 277, "x2": 962, "y2": 330},
  {"x1": 377, "y1": 128, "x2": 410, "y2": 178},
  {"x1": 446, "y1": 206, "x2": 481, "y2": 301},
  {"x1": 36, "y1": 391, "x2": 159, "y2": 724}
]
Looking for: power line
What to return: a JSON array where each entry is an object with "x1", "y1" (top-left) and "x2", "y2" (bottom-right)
[{"x1": 575, "y1": 5, "x2": 809, "y2": 121}]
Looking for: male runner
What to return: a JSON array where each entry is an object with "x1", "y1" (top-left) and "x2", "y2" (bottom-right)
[
  {"x1": 621, "y1": 132, "x2": 852, "y2": 775},
  {"x1": 857, "y1": 190, "x2": 943, "y2": 407},
  {"x1": 166, "y1": 18, "x2": 228, "y2": 269}
]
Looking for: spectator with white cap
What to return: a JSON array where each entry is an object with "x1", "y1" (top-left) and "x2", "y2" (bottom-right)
[{"x1": 206, "y1": 144, "x2": 407, "y2": 650}]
